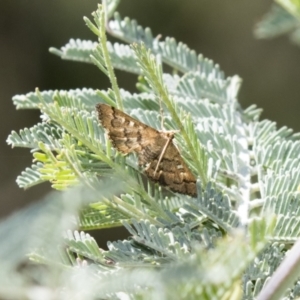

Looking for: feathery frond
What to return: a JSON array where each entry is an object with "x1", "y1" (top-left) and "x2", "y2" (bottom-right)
[
  {"x1": 16, "y1": 162, "x2": 47, "y2": 189},
  {"x1": 108, "y1": 12, "x2": 224, "y2": 77},
  {"x1": 255, "y1": 2, "x2": 300, "y2": 48},
  {"x1": 255, "y1": 4, "x2": 298, "y2": 39}
]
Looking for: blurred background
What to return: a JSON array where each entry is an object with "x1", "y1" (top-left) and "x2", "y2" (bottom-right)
[{"x1": 1, "y1": 0, "x2": 299, "y2": 243}]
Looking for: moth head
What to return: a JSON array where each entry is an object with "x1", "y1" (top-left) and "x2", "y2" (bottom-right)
[{"x1": 162, "y1": 130, "x2": 179, "y2": 140}]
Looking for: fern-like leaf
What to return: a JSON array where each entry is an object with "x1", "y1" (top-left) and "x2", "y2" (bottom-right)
[
  {"x1": 16, "y1": 162, "x2": 46, "y2": 189},
  {"x1": 109, "y1": 12, "x2": 225, "y2": 77},
  {"x1": 255, "y1": 4, "x2": 298, "y2": 39}
]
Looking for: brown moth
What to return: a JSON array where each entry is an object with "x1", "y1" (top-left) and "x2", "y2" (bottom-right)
[{"x1": 96, "y1": 103, "x2": 197, "y2": 197}]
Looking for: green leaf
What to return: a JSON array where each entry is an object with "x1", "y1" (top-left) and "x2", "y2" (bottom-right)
[
  {"x1": 7, "y1": 123, "x2": 63, "y2": 149},
  {"x1": 79, "y1": 204, "x2": 129, "y2": 230},
  {"x1": 16, "y1": 162, "x2": 46, "y2": 189},
  {"x1": 109, "y1": 12, "x2": 225, "y2": 76}
]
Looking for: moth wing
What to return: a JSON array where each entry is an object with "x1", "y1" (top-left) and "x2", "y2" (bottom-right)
[
  {"x1": 96, "y1": 104, "x2": 159, "y2": 155},
  {"x1": 145, "y1": 142, "x2": 197, "y2": 197}
]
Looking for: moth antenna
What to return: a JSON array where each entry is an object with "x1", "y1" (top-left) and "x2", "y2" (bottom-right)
[{"x1": 153, "y1": 134, "x2": 173, "y2": 176}]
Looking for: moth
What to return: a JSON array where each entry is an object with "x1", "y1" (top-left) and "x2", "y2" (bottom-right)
[{"x1": 96, "y1": 103, "x2": 197, "y2": 197}]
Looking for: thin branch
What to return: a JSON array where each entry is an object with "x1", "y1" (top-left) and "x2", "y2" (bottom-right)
[
  {"x1": 96, "y1": 4, "x2": 123, "y2": 110},
  {"x1": 257, "y1": 239, "x2": 300, "y2": 300}
]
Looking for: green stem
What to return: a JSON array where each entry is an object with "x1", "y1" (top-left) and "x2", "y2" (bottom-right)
[
  {"x1": 98, "y1": 4, "x2": 123, "y2": 110},
  {"x1": 133, "y1": 45, "x2": 207, "y2": 185}
]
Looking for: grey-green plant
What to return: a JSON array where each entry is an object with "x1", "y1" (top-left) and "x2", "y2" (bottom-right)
[
  {"x1": 4, "y1": 0, "x2": 300, "y2": 299},
  {"x1": 255, "y1": 0, "x2": 300, "y2": 46}
]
